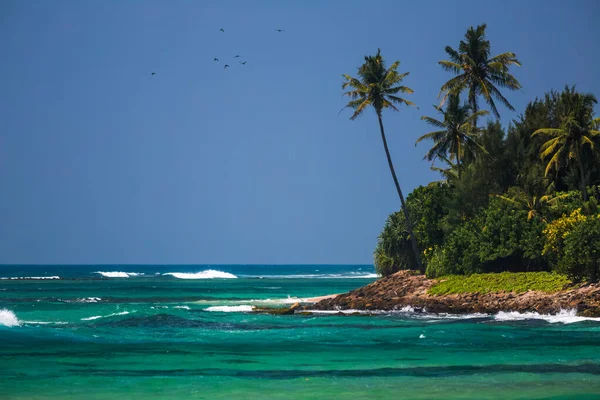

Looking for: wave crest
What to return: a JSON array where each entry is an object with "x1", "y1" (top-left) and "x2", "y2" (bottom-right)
[
  {"x1": 164, "y1": 270, "x2": 237, "y2": 279},
  {"x1": 94, "y1": 271, "x2": 143, "y2": 278},
  {"x1": 81, "y1": 311, "x2": 130, "y2": 321},
  {"x1": 205, "y1": 305, "x2": 254, "y2": 312},
  {"x1": 0, "y1": 309, "x2": 21, "y2": 327}
]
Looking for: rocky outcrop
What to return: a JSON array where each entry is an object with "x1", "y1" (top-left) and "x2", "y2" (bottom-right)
[{"x1": 310, "y1": 271, "x2": 600, "y2": 317}]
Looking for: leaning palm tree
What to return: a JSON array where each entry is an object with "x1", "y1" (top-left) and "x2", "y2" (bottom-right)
[
  {"x1": 439, "y1": 24, "x2": 521, "y2": 125},
  {"x1": 416, "y1": 94, "x2": 489, "y2": 178},
  {"x1": 342, "y1": 49, "x2": 423, "y2": 273},
  {"x1": 532, "y1": 90, "x2": 600, "y2": 201}
]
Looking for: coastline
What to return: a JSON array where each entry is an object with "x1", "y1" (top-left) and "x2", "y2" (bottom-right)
[{"x1": 307, "y1": 271, "x2": 600, "y2": 317}]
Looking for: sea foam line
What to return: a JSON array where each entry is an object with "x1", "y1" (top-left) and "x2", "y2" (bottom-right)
[
  {"x1": 164, "y1": 270, "x2": 237, "y2": 279},
  {"x1": 81, "y1": 311, "x2": 130, "y2": 321},
  {"x1": 205, "y1": 305, "x2": 254, "y2": 312},
  {"x1": 240, "y1": 273, "x2": 379, "y2": 279},
  {"x1": 0, "y1": 276, "x2": 61, "y2": 280},
  {"x1": 494, "y1": 309, "x2": 600, "y2": 324}
]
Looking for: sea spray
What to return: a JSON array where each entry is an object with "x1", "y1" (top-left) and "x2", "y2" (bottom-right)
[{"x1": 0, "y1": 309, "x2": 20, "y2": 327}]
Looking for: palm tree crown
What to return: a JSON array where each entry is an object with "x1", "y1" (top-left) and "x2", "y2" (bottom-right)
[
  {"x1": 416, "y1": 94, "x2": 489, "y2": 177},
  {"x1": 439, "y1": 24, "x2": 521, "y2": 121},
  {"x1": 532, "y1": 88, "x2": 600, "y2": 201},
  {"x1": 342, "y1": 49, "x2": 416, "y2": 119}
]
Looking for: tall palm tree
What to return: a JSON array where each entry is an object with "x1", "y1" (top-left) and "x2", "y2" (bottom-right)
[
  {"x1": 532, "y1": 90, "x2": 600, "y2": 201},
  {"x1": 416, "y1": 94, "x2": 489, "y2": 178},
  {"x1": 342, "y1": 49, "x2": 423, "y2": 273},
  {"x1": 439, "y1": 24, "x2": 521, "y2": 125}
]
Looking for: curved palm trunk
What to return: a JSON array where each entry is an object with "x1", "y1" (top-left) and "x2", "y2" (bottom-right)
[{"x1": 377, "y1": 113, "x2": 424, "y2": 273}]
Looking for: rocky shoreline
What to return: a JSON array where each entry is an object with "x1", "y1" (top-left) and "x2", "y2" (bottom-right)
[{"x1": 308, "y1": 271, "x2": 600, "y2": 317}]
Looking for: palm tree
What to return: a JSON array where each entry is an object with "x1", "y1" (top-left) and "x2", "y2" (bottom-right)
[
  {"x1": 439, "y1": 24, "x2": 521, "y2": 125},
  {"x1": 416, "y1": 94, "x2": 489, "y2": 178},
  {"x1": 532, "y1": 90, "x2": 600, "y2": 201},
  {"x1": 428, "y1": 155, "x2": 459, "y2": 185},
  {"x1": 496, "y1": 169, "x2": 567, "y2": 222},
  {"x1": 342, "y1": 49, "x2": 423, "y2": 273}
]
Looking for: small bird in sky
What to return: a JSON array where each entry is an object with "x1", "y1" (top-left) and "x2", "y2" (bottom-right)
[
  {"x1": 220, "y1": 28, "x2": 224, "y2": 32},
  {"x1": 239, "y1": 61, "x2": 247, "y2": 65},
  {"x1": 275, "y1": 29, "x2": 284, "y2": 32},
  {"x1": 234, "y1": 55, "x2": 240, "y2": 58},
  {"x1": 213, "y1": 58, "x2": 219, "y2": 62},
  {"x1": 224, "y1": 64, "x2": 230, "y2": 69},
  {"x1": 151, "y1": 72, "x2": 156, "y2": 76}
]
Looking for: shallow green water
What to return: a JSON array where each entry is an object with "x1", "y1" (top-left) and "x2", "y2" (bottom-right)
[{"x1": 1, "y1": 265, "x2": 600, "y2": 399}]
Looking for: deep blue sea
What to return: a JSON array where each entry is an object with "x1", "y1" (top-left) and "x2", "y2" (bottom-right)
[{"x1": 1, "y1": 264, "x2": 600, "y2": 399}]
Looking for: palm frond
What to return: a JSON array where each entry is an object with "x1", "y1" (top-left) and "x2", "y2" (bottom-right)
[{"x1": 421, "y1": 116, "x2": 446, "y2": 129}]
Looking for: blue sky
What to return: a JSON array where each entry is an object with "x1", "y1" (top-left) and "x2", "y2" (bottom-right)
[{"x1": 0, "y1": 0, "x2": 598, "y2": 264}]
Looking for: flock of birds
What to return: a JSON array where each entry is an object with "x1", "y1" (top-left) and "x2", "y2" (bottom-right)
[{"x1": 150, "y1": 28, "x2": 284, "y2": 75}]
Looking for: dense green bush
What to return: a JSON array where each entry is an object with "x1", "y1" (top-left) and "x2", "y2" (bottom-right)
[
  {"x1": 558, "y1": 215, "x2": 600, "y2": 282},
  {"x1": 426, "y1": 198, "x2": 546, "y2": 278},
  {"x1": 374, "y1": 184, "x2": 451, "y2": 276}
]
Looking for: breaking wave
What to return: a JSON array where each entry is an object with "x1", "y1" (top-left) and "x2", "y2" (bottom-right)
[
  {"x1": 0, "y1": 309, "x2": 20, "y2": 327},
  {"x1": 494, "y1": 309, "x2": 600, "y2": 324},
  {"x1": 164, "y1": 270, "x2": 237, "y2": 279},
  {"x1": 94, "y1": 271, "x2": 143, "y2": 278}
]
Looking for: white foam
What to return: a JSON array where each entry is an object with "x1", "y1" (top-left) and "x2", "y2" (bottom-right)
[
  {"x1": 95, "y1": 271, "x2": 131, "y2": 278},
  {"x1": 494, "y1": 309, "x2": 600, "y2": 324},
  {"x1": 164, "y1": 270, "x2": 237, "y2": 279},
  {"x1": 81, "y1": 311, "x2": 130, "y2": 321},
  {"x1": 174, "y1": 306, "x2": 190, "y2": 310},
  {"x1": 244, "y1": 273, "x2": 378, "y2": 279},
  {"x1": 0, "y1": 276, "x2": 60, "y2": 280},
  {"x1": 22, "y1": 320, "x2": 68, "y2": 325},
  {"x1": 205, "y1": 305, "x2": 254, "y2": 312},
  {"x1": 77, "y1": 297, "x2": 102, "y2": 303},
  {"x1": 0, "y1": 309, "x2": 20, "y2": 327}
]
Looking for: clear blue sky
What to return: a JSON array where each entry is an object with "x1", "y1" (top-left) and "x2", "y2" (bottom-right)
[{"x1": 1, "y1": 0, "x2": 598, "y2": 264}]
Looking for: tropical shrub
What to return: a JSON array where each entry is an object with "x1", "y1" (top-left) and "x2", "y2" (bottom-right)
[
  {"x1": 426, "y1": 198, "x2": 546, "y2": 277},
  {"x1": 374, "y1": 184, "x2": 451, "y2": 276},
  {"x1": 542, "y1": 208, "x2": 587, "y2": 267},
  {"x1": 557, "y1": 214, "x2": 600, "y2": 282}
]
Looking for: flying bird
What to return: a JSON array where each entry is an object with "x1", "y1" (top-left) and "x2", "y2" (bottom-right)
[
  {"x1": 151, "y1": 72, "x2": 156, "y2": 76},
  {"x1": 234, "y1": 55, "x2": 240, "y2": 58},
  {"x1": 239, "y1": 61, "x2": 247, "y2": 65},
  {"x1": 224, "y1": 64, "x2": 230, "y2": 69},
  {"x1": 220, "y1": 28, "x2": 224, "y2": 32},
  {"x1": 275, "y1": 29, "x2": 284, "y2": 32},
  {"x1": 213, "y1": 58, "x2": 219, "y2": 62}
]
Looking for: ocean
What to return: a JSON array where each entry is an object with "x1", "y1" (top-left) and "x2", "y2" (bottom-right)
[{"x1": 1, "y1": 264, "x2": 600, "y2": 399}]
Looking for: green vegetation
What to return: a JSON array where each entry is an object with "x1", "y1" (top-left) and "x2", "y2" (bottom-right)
[
  {"x1": 428, "y1": 272, "x2": 571, "y2": 295},
  {"x1": 358, "y1": 24, "x2": 600, "y2": 283}
]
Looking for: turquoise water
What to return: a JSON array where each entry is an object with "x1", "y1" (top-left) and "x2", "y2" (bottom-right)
[{"x1": 1, "y1": 265, "x2": 600, "y2": 399}]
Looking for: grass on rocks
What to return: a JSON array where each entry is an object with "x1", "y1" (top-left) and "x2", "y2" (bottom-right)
[{"x1": 428, "y1": 272, "x2": 571, "y2": 295}]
